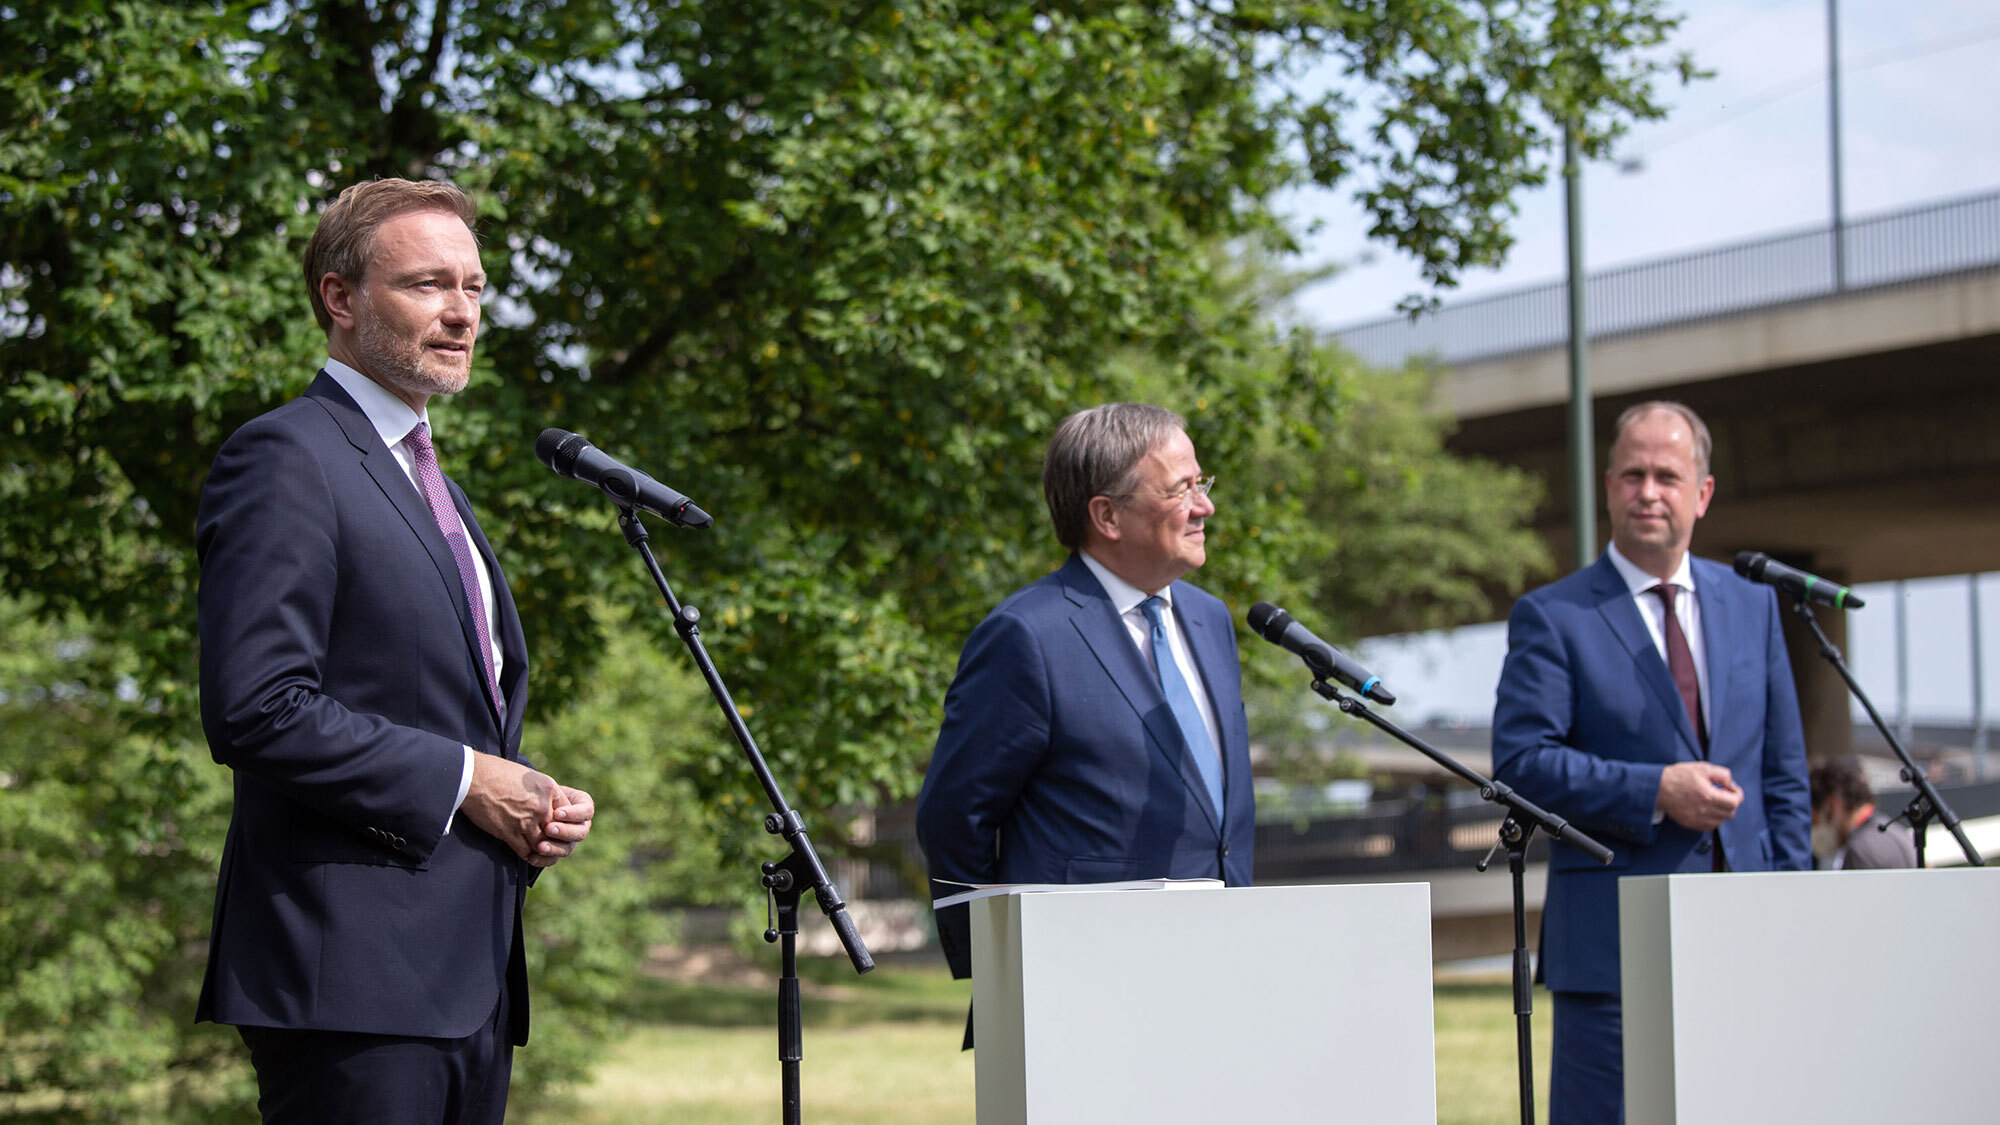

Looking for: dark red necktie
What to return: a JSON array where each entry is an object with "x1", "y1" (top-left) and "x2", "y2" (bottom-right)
[{"x1": 1651, "y1": 583, "x2": 1707, "y2": 755}]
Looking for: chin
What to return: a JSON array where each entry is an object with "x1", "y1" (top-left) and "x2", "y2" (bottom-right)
[{"x1": 420, "y1": 365, "x2": 472, "y2": 396}]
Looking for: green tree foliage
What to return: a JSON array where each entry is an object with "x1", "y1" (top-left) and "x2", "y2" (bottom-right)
[
  {"x1": 3, "y1": 0, "x2": 1685, "y2": 1112},
  {"x1": 1118, "y1": 251, "x2": 1549, "y2": 788}
]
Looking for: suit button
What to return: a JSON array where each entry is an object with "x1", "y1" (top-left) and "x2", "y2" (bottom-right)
[
  {"x1": 1220, "y1": 843, "x2": 1230, "y2": 857},
  {"x1": 391, "y1": 834, "x2": 407, "y2": 849},
  {"x1": 1696, "y1": 838, "x2": 1712, "y2": 855}
]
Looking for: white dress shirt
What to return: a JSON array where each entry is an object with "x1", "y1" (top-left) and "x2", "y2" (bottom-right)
[
  {"x1": 1078, "y1": 552, "x2": 1224, "y2": 765},
  {"x1": 323, "y1": 359, "x2": 494, "y2": 822},
  {"x1": 1605, "y1": 541, "x2": 1711, "y2": 736}
]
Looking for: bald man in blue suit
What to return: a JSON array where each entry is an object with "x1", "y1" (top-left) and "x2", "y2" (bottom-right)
[
  {"x1": 916, "y1": 404, "x2": 1255, "y2": 1016},
  {"x1": 1492, "y1": 401, "x2": 1811, "y2": 1125}
]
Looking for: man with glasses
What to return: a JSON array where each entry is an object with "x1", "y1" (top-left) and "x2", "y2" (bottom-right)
[{"x1": 916, "y1": 404, "x2": 1254, "y2": 1038}]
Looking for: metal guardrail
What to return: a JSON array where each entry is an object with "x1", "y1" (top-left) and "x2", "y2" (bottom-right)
[
  {"x1": 1333, "y1": 188, "x2": 2000, "y2": 370},
  {"x1": 838, "y1": 792, "x2": 1553, "y2": 900},
  {"x1": 832, "y1": 775, "x2": 1997, "y2": 902}
]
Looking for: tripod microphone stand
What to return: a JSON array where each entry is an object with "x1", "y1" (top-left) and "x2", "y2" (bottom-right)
[
  {"x1": 1306, "y1": 676, "x2": 1611, "y2": 1125},
  {"x1": 1786, "y1": 598, "x2": 1983, "y2": 867},
  {"x1": 614, "y1": 508, "x2": 874, "y2": 1125}
]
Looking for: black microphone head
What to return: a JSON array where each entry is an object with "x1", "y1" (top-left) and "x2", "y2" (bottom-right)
[
  {"x1": 534, "y1": 428, "x2": 591, "y2": 476},
  {"x1": 1734, "y1": 551, "x2": 1769, "y2": 581},
  {"x1": 534, "y1": 428, "x2": 572, "y2": 471},
  {"x1": 1247, "y1": 602, "x2": 1289, "y2": 640}
]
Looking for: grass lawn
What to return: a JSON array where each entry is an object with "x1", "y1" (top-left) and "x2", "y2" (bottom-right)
[{"x1": 568, "y1": 957, "x2": 1552, "y2": 1124}]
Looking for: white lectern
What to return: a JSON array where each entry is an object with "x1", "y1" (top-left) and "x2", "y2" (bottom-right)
[
  {"x1": 1620, "y1": 868, "x2": 2000, "y2": 1125},
  {"x1": 969, "y1": 882, "x2": 1436, "y2": 1124}
]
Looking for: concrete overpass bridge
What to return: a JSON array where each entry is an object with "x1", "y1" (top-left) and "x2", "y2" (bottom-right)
[{"x1": 1335, "y1": 187, "x2": 2000, "y2": 760}]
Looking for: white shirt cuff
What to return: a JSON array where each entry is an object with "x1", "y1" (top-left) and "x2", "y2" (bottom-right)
[{"x1": 446, "y1": 745, "x2": 476, "y2": 834}]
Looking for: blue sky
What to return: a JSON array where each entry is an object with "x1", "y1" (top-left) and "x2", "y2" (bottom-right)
[{"x1": 1285, "y1": 0, "x2": 2000, "y2": 329}]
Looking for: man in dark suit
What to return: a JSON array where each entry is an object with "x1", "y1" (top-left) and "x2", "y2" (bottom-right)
[
  {"x1": 1492, "y1": 401, "x2": 1811, "y2": 1124},
  {"x1": 195, "y1": 178, "x2": 594, "y2": 1123},
  {"x1": 916, "y1": 403, "x2": 1254, "y2": 997}
]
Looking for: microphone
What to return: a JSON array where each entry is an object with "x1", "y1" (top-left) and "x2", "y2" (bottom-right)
[
  {"x1": 535, "y1": 428, "x2": 713, "y2": 529},
  {"x1": 1246, "y1": 602, "x2": 1396, "y2": 705},
  {"x1": 1733, "y1": 552, "x2": 1864, "y2": 609}
]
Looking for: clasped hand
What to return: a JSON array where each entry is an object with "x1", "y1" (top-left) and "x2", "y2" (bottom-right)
[
  {"x1": 462, "y1": 755, "x2": 596, "y2": 867},
  {"x1": 1656, "y1": 760, "x2": 1742, "y2": 832}
]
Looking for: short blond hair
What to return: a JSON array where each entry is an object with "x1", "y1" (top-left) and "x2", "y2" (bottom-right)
[
  {"x1": 1611, "y1": 400, "x2": 1712, "y2": 477},
  {"x1": 302, "y1": 179, "x2": 478, "y2": 331}
]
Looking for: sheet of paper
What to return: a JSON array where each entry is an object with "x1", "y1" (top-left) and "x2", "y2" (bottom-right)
[{"x1": 931, "y1": 877, "x2": 1223, "y2": 909}]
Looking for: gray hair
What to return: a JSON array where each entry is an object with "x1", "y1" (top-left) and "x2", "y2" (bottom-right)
[
  {"x1": 1611, "y1": 400, "x2": 1712, "y2": 477},
  {"x1": 1042, "y1": 403, "x2": 1187, "y2": 550}
]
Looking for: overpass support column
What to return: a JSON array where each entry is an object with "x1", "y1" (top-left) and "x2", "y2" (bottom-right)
[{"x1": 1777, "y1": 572, "x2": 1855, "y2": 760}]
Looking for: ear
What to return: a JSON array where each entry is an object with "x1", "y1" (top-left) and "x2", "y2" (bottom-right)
[
  {"x1": 1693, "y1": 474, "x2": 1715, "y2": 520},
  {"x1": 319, "y1": 272, "x2": 360, "y2": 331},
  {"x1": 1086, "y1": 494, "x2": 1124, "y2": 543}
]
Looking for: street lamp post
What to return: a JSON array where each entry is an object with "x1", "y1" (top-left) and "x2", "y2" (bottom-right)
[
  {"x1": 1827, "y1": 0, "x2": 1847, "y2": 289},
  {"x1": 1564, "y1": 124, "x2": 1593, "y2": 570}
]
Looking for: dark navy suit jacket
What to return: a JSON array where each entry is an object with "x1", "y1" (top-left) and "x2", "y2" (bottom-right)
[
  {"x1": 915, "y1": 554, "x2": 1255, "y2": 980},
  {"x1": 1491, "y1": 552, "x2": 1811, "y2": 996},
  {"x1": 194, "y1": 372, "x2": 535, "y2": 1044}
]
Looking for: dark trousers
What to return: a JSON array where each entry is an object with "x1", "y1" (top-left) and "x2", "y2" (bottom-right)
[
  {"x1": 1550, "y1": 990, "x2": 1624, "y2": 1125},
  {"x1": 238, "y1": 993, "x2": 512, "y2": 1125}
]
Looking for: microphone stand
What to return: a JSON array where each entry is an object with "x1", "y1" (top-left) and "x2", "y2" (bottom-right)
[
  {"x1": 1307, "y1": 676, "x2": 1612, "y2": 1125},
  {"x1": 1785, "y1": 599, "x2": 1984, "y2": 867},
  {"x1": 615, "y1": 508, "x2": 875, "y2": 1125}
]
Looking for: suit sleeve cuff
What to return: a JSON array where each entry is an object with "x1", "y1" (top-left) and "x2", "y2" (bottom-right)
[{"x1": 445, "y1": 745, "x2": 475, "y2": 834}]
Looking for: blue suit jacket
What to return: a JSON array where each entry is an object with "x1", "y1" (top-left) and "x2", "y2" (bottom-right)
[
  {"x1": 1492, "y1": 552, "x2": 1811, "y2": 995},
  {"x1": 194, "y1": 373, "x2": 535, "y2": 1043},
  {"x1": 915, "y1": 554, "x2": 1255, "y2": 979}
]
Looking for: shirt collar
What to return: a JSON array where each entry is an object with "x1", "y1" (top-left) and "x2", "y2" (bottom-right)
[
  {"x1": 1606, "y1": 541, "x2": 1697, "y2": 597},
  {"x1": 1078, "y1": 551, "x2": 1171, "y2": 617},
  {"x1": 323, "y1": 357, "x2": 428, "y2": 450}
]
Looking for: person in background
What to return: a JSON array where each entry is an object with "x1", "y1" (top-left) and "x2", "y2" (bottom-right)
[{"x1": 1810, "y1": 757, "x2": 1917, "y2": 869}]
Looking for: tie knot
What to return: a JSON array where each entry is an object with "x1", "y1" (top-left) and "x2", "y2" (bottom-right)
[
  {"x1": 1651, "y1": 582, "x2": 1677, "y2": 610},
  {"x1": 1140, "y1": 595, "x2": 1166, "y2": 626},
  {"x1": 405, "y1": 420, "x2": 434, "y2": 457}
]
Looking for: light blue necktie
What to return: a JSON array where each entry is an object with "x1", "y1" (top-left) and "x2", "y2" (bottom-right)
[{"x1": 1140, "y1": 596, "x2": 1224, "y2": 820}]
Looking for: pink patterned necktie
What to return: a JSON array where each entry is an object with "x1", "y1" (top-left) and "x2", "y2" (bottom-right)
[{"x1": 404, "y1": 421, "x2": 502, "y2": 716}]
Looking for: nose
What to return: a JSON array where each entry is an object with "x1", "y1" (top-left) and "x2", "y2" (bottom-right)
[
  {"x1": 441, "y1": 288, "x2": 479, "y2": 327},
  {"x1": 1190, "y1": 487, "x2": 1215, "y2": 518}
]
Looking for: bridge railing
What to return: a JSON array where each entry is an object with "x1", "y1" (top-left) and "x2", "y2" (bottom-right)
[
  {"x1": 824, "y1": 791, "x2": 1555, "y2": 901},
  {"x1": 1334, "y1": 187, "x2": 2000, "y2": 370}
]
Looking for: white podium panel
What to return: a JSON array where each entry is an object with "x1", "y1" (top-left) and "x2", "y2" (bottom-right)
[
  {"x1": 1620, "y1": 868, "x2": 2000, "y2": 1125},
  {"x1": 970, "y1": 883, "x2": 1435, "y2": 1125}
]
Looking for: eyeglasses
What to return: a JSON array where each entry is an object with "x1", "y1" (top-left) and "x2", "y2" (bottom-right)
[{"x1": 1164, "y1": 475, "x2": 1216, "y2": 511}]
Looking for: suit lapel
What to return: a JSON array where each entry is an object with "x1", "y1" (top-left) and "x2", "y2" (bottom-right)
[
  {"x1": 447, "y1": 481, "x2": 512, "y2": 728},
  {"x1": 1175, "y1": 588, "x2": 1237, "y2": 768},
  {"x1": 1590, "y1": 555, "x2": 1702, "y2": 759},
  {"x1": 1691, "y1": 557, "x2": 1729, "y2": 749},
  {"x1": 1059, "y1": 557, "x2": 1223, "y2": 834},
  {"x1": 307, "y1": 374, "x2": 504, "y2": 731},
  {"x1": 458, "y1": 484, "x2": 525, "y2": 745}
]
